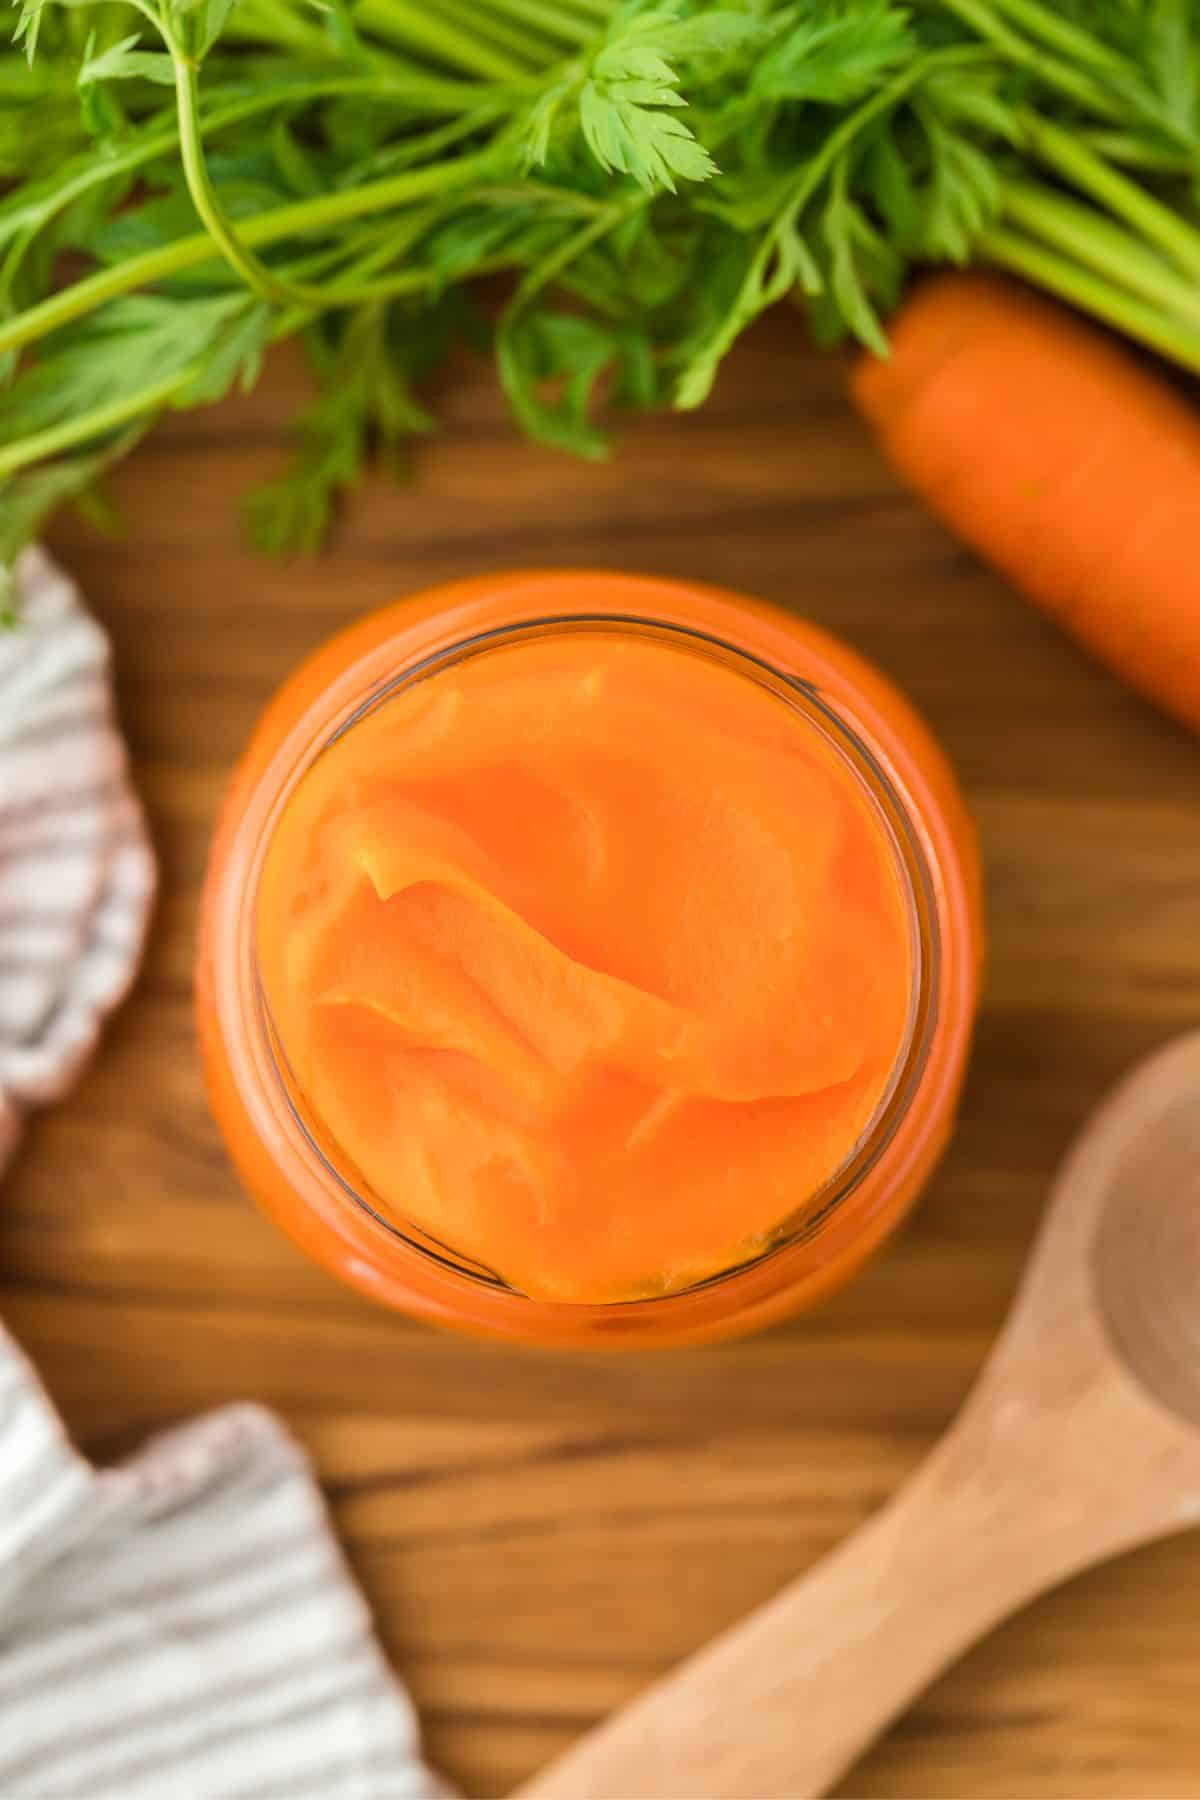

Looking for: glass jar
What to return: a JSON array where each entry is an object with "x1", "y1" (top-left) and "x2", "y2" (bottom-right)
[{"x1": 198, "y1": 571, "x2": 982, "y2": 1347}]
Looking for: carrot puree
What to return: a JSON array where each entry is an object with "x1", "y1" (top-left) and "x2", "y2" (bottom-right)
[{"x1": 256, "y1": 630, "x2": 913, "y2": 1303}]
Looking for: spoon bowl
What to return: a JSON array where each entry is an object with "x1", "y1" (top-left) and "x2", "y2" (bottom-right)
[
  {"x1": 1092, "y1": 1041, "x2": 1200, "y2": 1430},
  {"x1": 519, "y1": 1032, "x2": 1200, "y2": 1800}
]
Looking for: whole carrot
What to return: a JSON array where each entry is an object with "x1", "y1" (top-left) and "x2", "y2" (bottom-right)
[{"x1": 851, "y1": 272, "x2": 1200, "y2": 734}]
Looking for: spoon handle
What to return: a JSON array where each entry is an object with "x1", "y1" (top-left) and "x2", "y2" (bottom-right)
[
  {"x1": 518, "y1": 1437, "x2": 1031, "y2": 1800},
  {"x1": 516, "y1": 1359, "x2": 1188, "y2": 1800}
]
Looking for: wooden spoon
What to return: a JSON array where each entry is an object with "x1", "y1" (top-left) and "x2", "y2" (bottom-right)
[{"x1": 518, "y1": 1031, "x2": 1200, "y2": 1800}]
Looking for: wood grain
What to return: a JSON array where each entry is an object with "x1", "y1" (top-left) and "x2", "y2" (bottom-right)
[{"x1": 4, "y1": 311, "x2": 1199, "y2": 1798}]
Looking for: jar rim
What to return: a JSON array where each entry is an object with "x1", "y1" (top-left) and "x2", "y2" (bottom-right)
[{"x1": 231, "y1": 610, "x2": 942, "y2": 1308}]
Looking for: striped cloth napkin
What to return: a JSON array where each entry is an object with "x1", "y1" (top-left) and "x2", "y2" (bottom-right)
[
  {"x1": 0, "y1": 547, "x2": 155, "y2": 1174},
  {"x1": 0, "y1": 549, "x2": 446, "y2": 1800}
]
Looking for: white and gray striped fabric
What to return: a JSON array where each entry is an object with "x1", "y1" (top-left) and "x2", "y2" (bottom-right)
[
  {"x1": 0, "y1": 549, "x2": 446, "y2": 1798},
  {"x1": 0, "y1": 1330, "x2": 445, "y2": 1798},
  {"x1": 0, "y1": 547, "x2": 156, "y2": 1173}
]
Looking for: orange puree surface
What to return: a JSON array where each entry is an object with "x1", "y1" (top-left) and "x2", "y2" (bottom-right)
[{"x1": 256, "y1": 631, "x2": 913, "y2": 1303}]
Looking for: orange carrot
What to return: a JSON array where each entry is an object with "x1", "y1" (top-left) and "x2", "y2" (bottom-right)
[{"x1": 851, "y1": 271, "x2": 1200, "y2": 734}]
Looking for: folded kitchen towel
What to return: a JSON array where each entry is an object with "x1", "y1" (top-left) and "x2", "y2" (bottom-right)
[
  {"x1": 0, "y1": 1330, "x2": 446, "y2": 1799},
  {"x1": 0, "y1": 550, "x2": 445, "y2": 1800},
  {"x1": 0, "y1": 546, "x2": 155, "y2": 1175}
]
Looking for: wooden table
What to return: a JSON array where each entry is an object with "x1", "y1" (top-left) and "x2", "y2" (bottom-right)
[{"x1": 7, "y1": 312, "x2": 1200, "y2": 1798}]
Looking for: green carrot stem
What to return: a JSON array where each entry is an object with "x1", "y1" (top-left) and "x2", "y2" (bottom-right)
[
  {"x1": 172, "y1": 33, "x2": 441, "y2": 309},
  {"x1": 982, "y1": 0, "x2": 1133, "y2": 78},
  {"x1": 344, "y1": 105, "x2": 506, "y2": 185},
  {"x1": 352, "y1": 0, "x2": 528, "y2": 79},
  {"x1": 547, "y1": 0, "x2": 611, "y2": 19},
  {"x1": 0, "y1": 72, "x2": 493, "y2": 254},
  {"x1": 319, "y1": 183, "x2": 613, "y2": 299},
  {"x1": 2, "y1": 238, "x2": 553, "y2": 482},
  {"x1": 414, "y1": 0, "x2": 562, "y2": 68},
  {"x1": 505, "y1": 200, "x2": 632, "y2": 310},
  {"x1": 325, "y1": 246, "x2": 520, "y2": 303},
  {"x1": 0, "y1": 149, "x2": 499, "y2": 358},
  {"x1": 217, "y1": 0, "x2": 332, "y2": 55},
  {"x1": 1082, "y1": 130, "x2": 1197, "y2": 174},
  {"x1": 977, "y1": 224, "x2": 1200, "y2": 373},
  {"x1": 0, "y1": 222, "x2": 36, "y2": 294},
  {"x1": 0, "y1": 372, "x2": 194, "y2": 478},
  {"x1": 462, "y1": 0, "x2": 595, "y2": 50},
  {"x1": 1000, "y1": 182, "x2": 1200, "y2": 330},
  {"x1": 209, "y1": 6, "x2": 463, "y2": 90},
  {"x1": 311, "y1": 176, "x2": 605, "y2": 275},
  {"x1": 283, "y1": 197, "x2": 450, "y2": 297},
  {"x1": 1019, "y1": 111, "x2": 1200, "y2": 283},
  {"x1": 172, "y1": 50, "x2": 302, "y2": 305},
  {"x1": 933, "y1": 0, "x2": 1125, "y2": 121}
]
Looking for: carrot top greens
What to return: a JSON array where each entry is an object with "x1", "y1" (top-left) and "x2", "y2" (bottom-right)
[{"x1": 2, "y1": 0, "x2": 1199, "y2": 583}]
